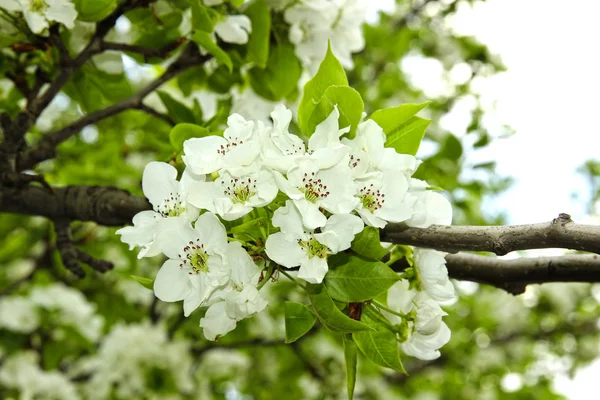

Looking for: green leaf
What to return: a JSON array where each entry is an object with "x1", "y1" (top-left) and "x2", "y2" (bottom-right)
[
  {"x1": 191, "y1": 1, "x2": 214, "y2": 32},
  {"x1": 0, "y1": 33, "x2": 19, "y2": 49},
  {"x1": 192, "y1": 31, "x2": 233, "y2": 72},
  {"x1": 353, "y1": 327, "x2": 406, "y2": 373},
  {"x1": 369, "y1": 102, "x2": 430, "y2": 133},
  {"x1": 130, "y1": 275, "x2": 154, "y2": 291},
  {"x1": 298, "y1": 44, "x2": 348, "y2": 135},
  {"x1": 351, "y1": 226, "x2": 388, "y2": 260},
  {"x1": 230, "y1": 216, "x2": 268, "y2": 241},
  {"x1": 307, "y1": 85, "x2": 364, "y2": 137},
  {"x1": 384, "y1": 116, "x2": 431, "y2": 156},
  {"x1": 74, "y1": 0, "x2": 117, "y2": 22},
  {"x1": 243, "y1": 0, "x2": 271, "y2": 68},
  {"x1": 343, "y1": 334, "x2": 358, "y2": 400},
  {"x1": 325, "y1": 253, "x2": 400, "y2": 302},
  {"x1": 306, "y1": 283, "x2": 373, "y2": 333},
  {"x1": 248, "y1": 43, "x2": 301, "y2": 100},
  {"x1": 169, "y1": 123, "x2": 209, "y2": 152},
  {"x1": 157, "y1": 91, "x2": 196, "y2": 124},
  {"x1": 284, "y1": 302, "x2": 316, "y2": 343}
]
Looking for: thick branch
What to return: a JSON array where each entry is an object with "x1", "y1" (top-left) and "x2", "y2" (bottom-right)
[
  {"x1": 446, "y1": 253, "x2": 600, "y2": 294},
  {"x1": 18, "y1": 43, "x2": 208, "y2": 170},
  {"x1": 381, "y1": 214, "x2": 600, "y2": 255},
  {"x1": 0, "y1": 185, "x2": 150, "y2": 226}
]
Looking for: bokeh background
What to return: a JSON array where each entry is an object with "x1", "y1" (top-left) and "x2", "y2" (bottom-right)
[{"x1": 1, "y1": 0, "x2": 599, "y2": 398}]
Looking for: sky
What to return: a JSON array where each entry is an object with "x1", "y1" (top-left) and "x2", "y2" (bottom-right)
[{"x1": 370, "y1": 0, "x2": 600, "y2": 398}]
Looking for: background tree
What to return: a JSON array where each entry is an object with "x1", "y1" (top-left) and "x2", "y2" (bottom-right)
[{"x1": 1, "y1": 0, "x2": 599, "y2": 399}]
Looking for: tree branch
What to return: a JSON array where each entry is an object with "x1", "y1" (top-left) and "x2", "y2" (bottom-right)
[
  {"x1": 102, "y1": 38, "x2": 186, "y2": 62},
  {"x1": 17, "y1": 43, "x2": 209, "y2": 170},
  {"x1": 381, "y1": 213, "x2": 600, "y2": 255},
  {"x1": 0, "y1": 185, "x2": 151, "y2": 226},
  {"x1": 136, "y1": 103, "x2": 176, "y2": 126}
]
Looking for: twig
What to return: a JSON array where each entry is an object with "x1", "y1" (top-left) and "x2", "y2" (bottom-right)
[
  {"x1": 53, "y1": 219, "x2": 85, "y2": 278},
  {"x1": 18, "y1": 43, "x2": 209, "y2": 170},
  {"x1": 136, "y1": 103, "x2": 176, "y2": 126},
  {"x1": 75, "y1": 249, "x2": 113, "y2": 273},
  {"x1": 381, "y1": 214, "x2": 600, "y2": 255},
  {"x1": 102, "y1": 38, "x2": 186, "y2": 62}
]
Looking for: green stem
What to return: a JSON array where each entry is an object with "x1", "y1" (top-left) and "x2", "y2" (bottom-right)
[
  {"x1": 363, "y1": 305, "x2": 396, "y2": 332},
  {"x1": 257, "y1": 262, "x2": 274, "y2": 291},
  {"x1": 371, "y1": 300, "x2": 407, "y2": 319},
  {"x1": 279, "y1": 268, "x2": 307, "y2": 290}
]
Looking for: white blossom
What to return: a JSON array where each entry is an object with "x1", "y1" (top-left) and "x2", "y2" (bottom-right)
[
  {"x1": 116, "y1": 162, "x2": 202, "y2": 258},
  {"x1": 0, "y1": 296, "x2": 39, "y2": 333},
  {"x1": 259, "y1": 104, "x2": 306, "y2": 173},
  {"x1": 0, "y1": 0, "x2": 77, "y2": 34},
  {"x1": 284, "y1": 0, "x2": 366, "y2": 72},
  {"x1": 405, "y1": 179, "x2": 453, "y2": 228},
  {"x1": 188, "y1": 165, "x2": 278, "y2": 221},
  {"x1": 183, "y1": 114, "x2": 259, "y2": 175},
  {"x1": 153, "y1": 212, "x2": 230, "y2": 316},
  {"x1": 265, "y1": 200, "x2": 363, "y2": 283},
  {"x1": 386, "y1": 280, "x2": 451, "y2": 360},
  {"x1": 0, "y1": 352, "x2": 80, "y2": 400},
  {"x1": 200, "y1": 242, "x2": 267, "y2": 340},
  {"x1": 214, "y1": 14, "x2": 252, "y2": 44},
  {"x1": 414, "y1": 248, "x2": 455, "y2": 302}
]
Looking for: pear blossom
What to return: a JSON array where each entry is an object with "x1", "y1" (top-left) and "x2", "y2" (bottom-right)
[
  {"x1": 265, "y1": 200, "x2": 363, "y2": 283},
  {"x1": 116, "y1": 162, "x2": 202, "y2": 258},
  {"x1": 259, "y1": 104, "x2": 306, "y2": 173},
  {"x1": 413, "y1": 248, "x2": 455, "y2": 302},
  {"x1": 183, "y1": 114, "x2": 260, "y2": 175},
  {"x1": 272, "y1": 108, "x2": 358, "y2": 229},
  {"x1": 405, "y1": 179, "x2": 453, "y2": 228},
  {"x1": 153, "y1": 212, "x2": 230, "y2": 316},
  {"x1": 188, "y1": 165, "x2": 278, "y2": 221},
  {"x1": 386, "y1": 280, "x2": 451, "y2": 360},
  {"x1": 0, "y1": 0, "x2": 77, "y2": 35},
  {"x1": 354, "y1": 170, "x2": 414, "y2": 228},
  {"x1": 214, "y1": 14, "x2": 252, "y2": 44},
  {"x1": 200, "y1": 242, "x2": 268, "y2": 340},
  {"x1": 284, "y1": 0, "x2": 366, "y2": 71}
]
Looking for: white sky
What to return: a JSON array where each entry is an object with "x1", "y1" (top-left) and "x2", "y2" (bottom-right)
[{"x1": 369, "y1": 0, "x2": 600, "y2": 398}]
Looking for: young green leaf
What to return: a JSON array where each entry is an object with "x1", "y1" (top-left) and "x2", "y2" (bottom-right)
[
  {"x1": 243, "y1": 0, "x2": 271, "y2": 68},
  {"x1": 353, "y1": 327, "x2": 406, "y2": 373},
  {"x1": 384, "y1": 116, "x2": 431, "y2": 156},
  {"x1": 298, "y1": 44, "x2": 348, "y2": 135},
  {"x1": 369, "y1": 101, "x2": 431, "y2": 133},
  {"x1": 192, "y1": 31, "x2": 233, "y2": 72},
  {"x1": 157, "y1": 91, "x2": 196, "y2": 124},
  {"x1": 343, "y1": 334, "x2": 358, "y2": 400},
  {"x1": 191, "y1": 2, "x2": 214, "y2": 32},
  {"x1": 324, "y1": 253, "x2": 400, "y2": 302},
  {"x1": 307, "y1": 85, "x2": 364, "y2": 137},
  {"x1": 248, "y1": 43, "x2": 302, "y2": 100},
  {"x1": 306, "y1": 283, "x2": 373, "y2": 333},
  {"x1": 284, "y1": 302, "x2": 316, "y2": 343},
  {"x1": 350, "y1": 226, "x2": 388, "y2": 260},
  {"x1": 74, "y1": 0, "x2": 117, "y2": 22},
  {"x1": 169, "y1": 123, "x2": 209, "y2": 152},
  {"x1": 130, "y1": 275, "x2": 154, "y2": 291}
]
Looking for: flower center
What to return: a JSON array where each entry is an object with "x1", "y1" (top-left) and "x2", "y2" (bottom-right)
[
  {"x1": 155, "y1": 193, "x2": 185, "y2": 217},
  {"x1": 357, "y1": 184, "x2": 385, "y2": 213},
  {"x1": 179, "y1": 239, "x2": 209, "y2": 274},
  {"x1": 348, "y1": 154, "x2": 362, "y2": 169},
  {"x1": 300, "y1": 172, "x2": 329, "y2": 203},
  {"x1": 298, "y1": 237, "x2": 329, "y2": 259},
  {"x1": 30, "y1": 0, "x2": 48, "y2": 13},
  {"x1": 216, "y1": 139, "x2": 244, "y2": 156},
  {"x1": 220, "y1": 176, "x2": 257, "y2": 204}
]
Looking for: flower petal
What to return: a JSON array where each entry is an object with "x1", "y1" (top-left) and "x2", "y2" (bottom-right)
[
  {"x1": 200, "y1": 301, "x2": 237, "y2": 341},
  {"x1": 154, "y1": 259, "x2": 191, "y2": 302},
  {"x1": 265, "y1": 233, "x2": 305, "y2": 268},
  {"x1": 194, "y1": 212, "x2": 228, "y2": 252},
  {"x1": 142, "y1": 162, "x2": 179, "y2": 208},
  {"x1": 298, "y1": 256, "x2": 328, "y2": 284}
]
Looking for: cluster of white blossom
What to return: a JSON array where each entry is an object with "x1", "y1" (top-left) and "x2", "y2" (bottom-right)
[
  {"x1": 118, "y1": 103, "x2": 453, "y2": 348},
  {"x1": 0, "y1": 0, "x2": 76, "y2": 35},
  {"x1": 0, "y1": 283, "x2": 104, "y2": 341},
  {"x1": 0, "y1": 351, "x2": 80, "y2": 400},
  {"x1": 283, "y1": 0, "x2": 367, "y2": 72},
  {"x1": 72, "y1": 322, "x2": 194, "y2": 399},
  {"x1": 384, "y1": 248, "x2": 455, "y2": 360}
]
